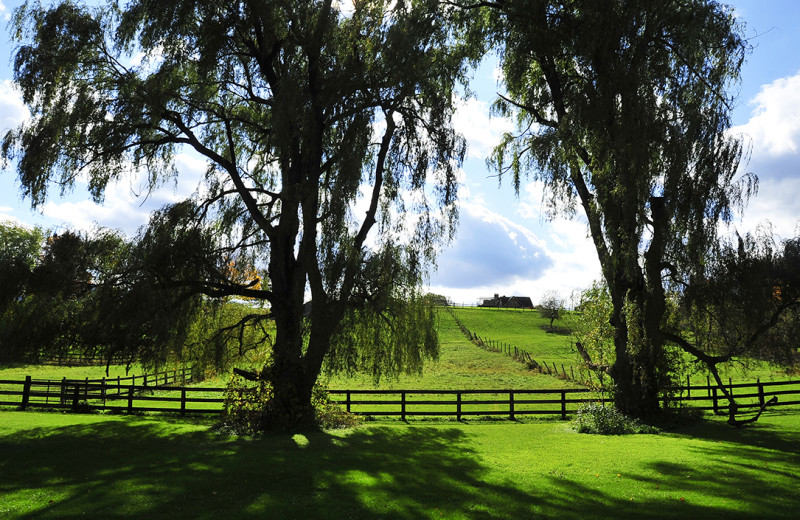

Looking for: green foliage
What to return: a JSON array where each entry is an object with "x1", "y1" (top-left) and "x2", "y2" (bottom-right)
[
  {"x1": 538, "y1": 290, "x2": 564, "y2": 331},
  {"x1": 676, "y1": 230, "x2": 800, "y2": 367},
  {"x1": 3, "y1": 0, "x2": 480, "y2": 428},
  {"x1": 573, "y1": 402, "x2": 660, "y2": 435},
  {"x1": 472, "y1": 0, "x2": 752, "y2": 417},
  {"x1": 325, "y1": 284, "x2": 439, "y2": 383}
]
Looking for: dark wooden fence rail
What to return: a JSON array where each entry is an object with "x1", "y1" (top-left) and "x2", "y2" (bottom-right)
[
  {"x1": 1, "y1": 367, "x2": 196, "y2": 412},
  {"x1": 2, "y1": 377, "x2": 799, "y2": 419}
]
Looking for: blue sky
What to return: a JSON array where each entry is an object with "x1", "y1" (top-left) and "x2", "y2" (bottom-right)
[{"x1": 2, "y1": 0, "x2": 799, "y2": 306}]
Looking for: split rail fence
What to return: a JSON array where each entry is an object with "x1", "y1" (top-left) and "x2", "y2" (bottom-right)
[{"x1": 2, "y1": 376, "x2": 799, "y2": 420}]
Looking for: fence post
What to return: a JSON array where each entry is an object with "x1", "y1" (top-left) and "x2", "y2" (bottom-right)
[
  {"x1": 712, "y1": 387, "x2": 719, "y2": 414},
  {"x1": 401, "y1": 392, "x2": 406, "y2": 421},
  {"x1": 687, "y1": 375, "x2": 691, "y2": 400},
  {"x1": 101, "y1": 377, "x2": 107, "y2": 408},
  {"x1": 561, "y1": 391, "x2": 567, "y2": 420},
  {"x1": 72, "y1": 384, "x2": 80, "y2": 412},
  {"x1": 127, "y1": 386, "x2": 134, "y2": 414},
  {"x1": 457, "y1": 392, "x2": 462, "y2": 421},
  {"x1": 346, "y1": 391, "x2": 351, "y2": 413},
  {"x1": 181, "y1": 388, "x2": 187, "y2": 416},
  {"x1": 60, "y1": 377, "x2": 67, "y2": 405},
  {"x1": 757, "y1": 378, "x2": 765, "y2": 407},
  {"x1": 21, "y1": 375, "x2": 32, "y2": 410},
  {"x1": 509, "y1": 391, "x2": 515, "y2": 420},
  {"x1": 84, "y1": 377, "x2": 89, "y2": 401}
]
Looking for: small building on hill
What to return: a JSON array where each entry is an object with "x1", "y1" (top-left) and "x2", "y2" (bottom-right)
[{"x1": 479, "y1": 293, "x2": 533, "y2": 309}]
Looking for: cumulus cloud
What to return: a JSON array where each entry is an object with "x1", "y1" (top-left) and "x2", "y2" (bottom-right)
[
  {"x1": 452, "y1": 97, "x2": 514, "y2": 159},
  {"x1": 430, "y1": 203, "x2": 552, "y2": 290},
  {"x1": 733, "y1": 71, "x2": 800, "y2": 157},
  {"x1": 731, "y1": 71, "x2": 800, "y2": 239},
  {"x1": 0, "y1": 1, "x2": 9, "y2": 21},
  {"x1": 40, "y1": 151, "x2": 207, "y2": 237},
  {"x1": 0, "y1": 80, "x2": 28, "y2": 133}
]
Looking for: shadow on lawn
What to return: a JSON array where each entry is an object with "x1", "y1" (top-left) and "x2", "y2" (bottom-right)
[
  {"x1": 2, "y1": 414, "x2": 799, "y2": 519},
  {"x1": 0, "y1": 417, "x2": 533, "y2": 519}
]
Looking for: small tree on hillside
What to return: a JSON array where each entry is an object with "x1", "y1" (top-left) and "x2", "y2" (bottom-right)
[{"x1": 539, "y1": 290, "x2": 564, "y2": 332}]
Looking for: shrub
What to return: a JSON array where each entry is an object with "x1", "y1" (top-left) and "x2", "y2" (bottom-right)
[
  {"x1": 214, "y1": 372, "x2": 360, "y2": 434},
  {"x1": 573, "y1": 402, "x2": 660, "y2": 435}
]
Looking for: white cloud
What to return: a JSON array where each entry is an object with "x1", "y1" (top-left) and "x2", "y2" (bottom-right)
[
  {"x1": 730, "y1": 71, "x2": 800, "y2": 240},
  {"x1": 40, "y1": 150, "x2": 207, "y2": 237},
  {"x1": 0, "y1": 205, "x2": 19, "y2": 224},
  {"x1": 737, "y1": 175, "x2": 800, "y2": 240},
  {"x1": 430, "y1": 202, "x2": 552, "y2": 289},
  {"x1": 733, "y1": 71, "x2": 800, "y2": 157},
  {"x1": 452, "y1": 97, "x2": 514, "y2": 159},
  {"x1": 0, "y1": 1, "x2": 9, "y2": 22},
  {"x1": 0, "y1": 80, "x2": 28, "y2": 133}
]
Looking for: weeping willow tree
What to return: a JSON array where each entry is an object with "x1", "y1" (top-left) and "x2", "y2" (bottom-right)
[
  {"x1": 3, "y1": 0, "x2": 476, "y2": 429},
  {"x1": 457, "y1": 0, "x2": 754, "y2": 417}
]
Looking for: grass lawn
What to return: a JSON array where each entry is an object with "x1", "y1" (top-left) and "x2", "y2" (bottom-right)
[{"x1": 1, "y1": 409, "x2": 798, "y2": 519}]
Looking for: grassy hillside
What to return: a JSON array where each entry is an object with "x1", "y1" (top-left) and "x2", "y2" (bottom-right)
[
  {"x1": 326, "y1": 307, "x2": 578, "y2": 391},
  {"x1": 447, "y1": 306, "x2": 796, "y2": 385},
  {"x1": 2, "y1": 305, "x2": 792, "y2": 391},
  {"x1": 448, "y1": 306, "x2": 576, "y2": 365}
]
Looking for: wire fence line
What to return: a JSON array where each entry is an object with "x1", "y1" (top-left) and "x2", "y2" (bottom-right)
[{"x1": 443, "y1": 306, "x2": 600, "y2": 386}]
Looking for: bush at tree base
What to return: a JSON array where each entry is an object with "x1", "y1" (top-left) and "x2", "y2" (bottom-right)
[
  {"x1": 215, "y1": 372, "x2": 360, "y2": 434},
  {"x1": 573, "y1": 402, "x2": 660, "y2": 435}
]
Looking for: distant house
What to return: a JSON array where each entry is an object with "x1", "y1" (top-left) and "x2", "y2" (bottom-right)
[
  {"x1": 505, "y1": 296, "x2": 533, "y2": 308},
  {"x1": 479, "y1": 293, "x2": 533, "y2": 309}
]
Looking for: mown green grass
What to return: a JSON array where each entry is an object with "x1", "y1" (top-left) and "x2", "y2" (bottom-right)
[{"x1": 1, "y1": 409, "x2": 798, "y2": 519}]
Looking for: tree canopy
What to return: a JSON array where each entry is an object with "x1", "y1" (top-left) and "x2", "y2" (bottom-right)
[
  {"x1": 3, "y1": 0, "x2": 478, "y2": 428},
  {"x1": 466, "y1": 0, "x2": 756, "y2": 417}
]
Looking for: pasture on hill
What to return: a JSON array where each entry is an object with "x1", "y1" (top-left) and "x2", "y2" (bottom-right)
[
  {"x1": 443, "y1": 306, "x2": 796, "y2": 386},
  {"x1": 324, "y1": 307, "x2": 579, "y2": 391}
]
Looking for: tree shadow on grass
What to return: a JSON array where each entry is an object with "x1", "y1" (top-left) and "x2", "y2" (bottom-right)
[
  {"x1": 0, "y1": 415, "x2": 535, "y2": 519},
  {"x1": 517, "y1": 417, "x2": 800, "y2": 520}
]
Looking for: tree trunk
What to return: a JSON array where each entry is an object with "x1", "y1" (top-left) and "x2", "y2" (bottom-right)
[{"x1": 263, "y1": 311, "x2": 316, "y2": 430}]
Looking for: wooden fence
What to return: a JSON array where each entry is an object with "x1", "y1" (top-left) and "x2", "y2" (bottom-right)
[
  {"x1": 2, "y1": 376, "x2": 799, "y2": 419},
  {"x1": 0, "y1": 367, "x2": 203, "y2": 414},
  {"x1": 40, "y1": 353, "x2": 127, "y2": 367}
]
